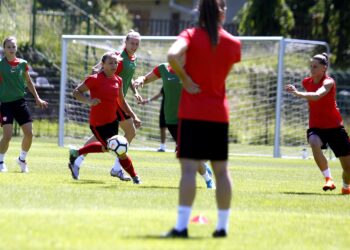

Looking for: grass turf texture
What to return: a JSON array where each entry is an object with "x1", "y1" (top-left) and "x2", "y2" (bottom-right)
[{"x1": 0, "y1": 138, "x2": 349, "y2": 250}]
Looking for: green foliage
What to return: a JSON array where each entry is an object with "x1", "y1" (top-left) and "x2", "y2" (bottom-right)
[
  {"x1": 96, "y1": 2, "x2": 133, "y2": 35},
  {"x1": 310, "y1": 0, "x2": 350, "y2": 68},
  {"x1": 237, "y1": 0, "x2": 295, "y2": 36}
]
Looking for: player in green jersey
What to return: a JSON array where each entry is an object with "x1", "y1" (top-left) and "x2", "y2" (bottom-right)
[{"x1": 0, "y1": 36, "x2": 48, "y2": 173}]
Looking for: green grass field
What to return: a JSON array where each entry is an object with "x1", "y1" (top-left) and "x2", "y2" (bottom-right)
[{"x1": 0, "y1": 138, "x2": 349, "y2": 250}]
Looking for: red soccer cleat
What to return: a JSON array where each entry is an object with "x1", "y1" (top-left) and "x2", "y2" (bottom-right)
[
  {"x1": 323, "y1": 178, "x2": 336, "y2": 191},
  {"x1": 341, "y1": 187, "x2": 350, "y2": 195}
]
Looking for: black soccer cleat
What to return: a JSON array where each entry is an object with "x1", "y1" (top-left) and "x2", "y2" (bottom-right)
[
  {"x1": 212, "y1": 229, "x2": 227, "y2": 238},
  {"x1": 163, "y1": 228, "x2": 188, "y2": 238}
]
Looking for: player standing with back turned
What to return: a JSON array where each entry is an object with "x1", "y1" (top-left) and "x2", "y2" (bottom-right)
[{"x1": 165, "y1": 0, "x2": 241, "y2": 238}]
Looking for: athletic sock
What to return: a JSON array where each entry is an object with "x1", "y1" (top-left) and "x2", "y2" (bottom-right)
[
  {"x1": 19, "y1": 150, "x2": 28, "y2": 162},
  {"x1": 343, "y1": 182, "x2": 350, "y2": 189},
  {"x1": 74, "y1": 155, "x2": 85, "y2": 168},
  {"x1": 78, "y1": 142, "x2": 104, "y2": 155},
  {"x1": 112, "y1": 157, "x2": 122, "y2": 172},
  {"x1": 322, "y1": 168, "x2": 332, "y2": 179},
  {"x1": 201, "y1": 171, "x2": 211, "y2": 182},
  {"x1": 119, "y1": 155, "x2": 137, "y2": 177},
  {"x1": 0, "y1": 153, "x2": 4, "y2": 163},
  {"x1": 216, "y1": 209, "x2": 230, "y2": 232},
  {"x1": 175, "y1": 206, "x2": 192, "y2": 231}
]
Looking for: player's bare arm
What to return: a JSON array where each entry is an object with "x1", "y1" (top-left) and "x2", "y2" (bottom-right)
[{"x1": 25, "y1": 71, "x2": 48, "y2": 109}]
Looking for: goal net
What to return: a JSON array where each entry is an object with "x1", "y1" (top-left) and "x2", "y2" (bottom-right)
[{"x1": 59, "y1": 35, "x2": 329, "y2": 158}]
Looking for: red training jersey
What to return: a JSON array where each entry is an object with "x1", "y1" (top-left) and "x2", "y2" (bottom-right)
[
  {"x1": 177, "y1": 27, "x2": 241, "y2": 123},
  {"x1": 84, "y1": 72, "x2": 122, "y2": 126},
  {"x1": 302, "y1": 75, "x2": 343, "y2": 129}
]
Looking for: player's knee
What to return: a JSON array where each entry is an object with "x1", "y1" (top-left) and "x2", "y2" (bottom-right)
[
  {"x1": 308, "y1": 137, "x2": 322, "y2": 148},
  {"x1": 1, "y1": 133, "x2": 12, "y2": 142}
]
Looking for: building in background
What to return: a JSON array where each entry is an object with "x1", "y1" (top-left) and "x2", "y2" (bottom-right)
[{"x1": 117, "y1": 0, "x2": 246, "y2": 35}]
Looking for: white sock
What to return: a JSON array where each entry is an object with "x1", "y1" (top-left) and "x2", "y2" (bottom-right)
[
  {"x1": 201, "y1": 170, "x2": 211, "y2": 182},
  {"x1": 343, "y1": 182, "x2": 350, "y2": 189},
  {"x1": 19, "y1": 150, "x2": 28, "y2": 161},
  {"x1": 112, "y1": 157, "x2": 122, "y2": 172},
  {"x1": 175, "y1": 206, "x2": 192, "y2": 231},
  {"x1": 216, "y1": 209, "x2": 230, "y2": 232},
  {"x1": 160, "y1": 143, "x2": 166, "y2": 150},
  {"x1": 74, "y1": 155, "x2": 84, "y2": 168},
  {"x1": 322, "y1": 168, "x2": 332, "y2": 179},
  {"x1": 0, "y1": 153, "x2": 4, "y2": 163}
]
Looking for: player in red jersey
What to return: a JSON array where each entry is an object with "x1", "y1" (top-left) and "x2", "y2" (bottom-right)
[
  {"x1": 78, "y1": 31, "x2": 143, "y2": 180},
  {"x1": 0, "y1": 36, "x2": 48, "y2": 173},
  {"x1": 164, "y1": 0, "x2": 241, "y2": 238},
  {"x1": 286, "y1": 53, "x2": 350, "y2": 195},
  {"x1": 68, "y1": 52, "x2": 142, "y2": 184}
]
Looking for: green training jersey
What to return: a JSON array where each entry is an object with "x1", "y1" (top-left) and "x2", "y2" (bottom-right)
[
  {"x1": 158, "y1": 63, "x2": 182, "y2": 125},
  {"x1": 117, "y1": 50, "x2": 137, "y2": 96},
  {"x1": 0, "y1": 58, "x2": 27, "y2": 102}
]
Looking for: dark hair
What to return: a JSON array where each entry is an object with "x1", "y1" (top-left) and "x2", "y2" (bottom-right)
[
  {"x1": 101, "y1": 51, "x2": 122, "y2": 63},
  {"x1": 312, "y1": 53, "x2": 329, "y2": 66},
  {"x1": 3, "y1": 36, "x2": 17, "y2": 48},
  {"x1": 198, "y1": 0, "x2": 226, "y2": 46}
]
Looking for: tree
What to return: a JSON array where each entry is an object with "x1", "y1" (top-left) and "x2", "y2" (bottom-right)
[
  {"x1": 310, "y1": 0, "x2": 350, "y2": 68},
  {"x1": 237, "y1": 0, "x2": 294, "y2": 36}
]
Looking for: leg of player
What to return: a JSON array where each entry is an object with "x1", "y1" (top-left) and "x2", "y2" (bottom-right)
[
  {"x1": 16, "y1": 122, "x2": 33, "y2": 173},
  {"x1": 110, "y1": 157, "x2": 131, "y2": 181},
  {"x1": 0, "y1": 124, "x2": 13, "y2": 173},
  {"x1": 309, "y1": 134, "x2": 335, "y2": 191},
  {"x1": 157, "y1": 127, "x2": 167, "y2": 152},
  {"x1": 211, "y1": 160, "x2": 232, "y2": 238},
  {"x1": 118, "y1": 153, "x2": 141, "y2": 184},
  {"x1": 119, "y1": 118, "x2": 136, "y2": 144},
  {"x1": 73, "y1": 134, "x2": 98, "y2": 170},
  {"x1": 198, "y1": 162, "x2": 215, "y2": 189},
  {"x1": 339, "y1": 156, "x2": 350, "y2": 194},
  {"x1": 68, "y1": 141, "x2": 106, "y2": 180},
  {"x1": 165, "y1": 159, "x2": 199, "y2": 238}
]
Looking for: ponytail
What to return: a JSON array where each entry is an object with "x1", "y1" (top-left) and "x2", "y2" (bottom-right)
[{"x1": 198, "y1": 0, "x2": 226, "y2": 47}]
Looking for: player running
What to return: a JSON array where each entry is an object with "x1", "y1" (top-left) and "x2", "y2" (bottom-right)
[
  {"x1": 68, "y1": 52, "x2": 142, "y2": 184},
  {"x1": 286, "y1": 53, "x2": 350, "y2": 195},
  {"x1": 73, "y1": 30, "x2": 143, "y2": 180}
]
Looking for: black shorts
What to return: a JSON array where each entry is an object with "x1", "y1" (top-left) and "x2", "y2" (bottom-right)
[
  {"x1": 159, "y1": 98, "x2": 166, "y2": 128},
  {"x1": 177, "y1": 119, "x2": 228, "y2": 160},
  {"x1": 167, "y1": 124, "x2": 178, "y2": 142},
  {"x1": 90, "y1": 119, "x2": 119, "y2": 147},
  {"x1": 307, "y1": 127, "x2": 350, "y2": 157},
  {"x1": 116, "y1": 107, "x2": 131, "y2": 121},
  {"x1": 0, "y1": 98, "x2": 32, "y2": 126}
]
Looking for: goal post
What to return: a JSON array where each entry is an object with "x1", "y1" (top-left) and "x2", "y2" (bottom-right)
[{"x1": 59, "y1": 35, "x2": 329, "y2": 158}]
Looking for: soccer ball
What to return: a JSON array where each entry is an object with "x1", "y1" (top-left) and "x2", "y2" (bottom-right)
[{"x1": 106, "y1": 135, "x2": 128, "y2": 156}]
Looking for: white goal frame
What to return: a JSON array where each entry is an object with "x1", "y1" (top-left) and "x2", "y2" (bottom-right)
[{"x1": 59, "y1": 35, "x2": 329, "y2": 158}]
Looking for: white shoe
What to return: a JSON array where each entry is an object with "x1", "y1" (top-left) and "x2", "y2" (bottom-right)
[
  {"x1": 16, "y1": 158, "x2": 29, "y2": 173},
  {"x1": 110, "y1": 168, "x2": 131, "y2": 181},
  {"x1": 0, "y1": 162, "x2": 7, "y2": 172}
]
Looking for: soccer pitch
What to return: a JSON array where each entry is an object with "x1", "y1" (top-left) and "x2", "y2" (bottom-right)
[{"x1": 0, "y1": 138, "x2": 349, "y2": 250}]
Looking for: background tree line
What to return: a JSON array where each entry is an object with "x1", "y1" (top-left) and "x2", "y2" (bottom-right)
[
  {"x1": 236, "y1": 0, "x2": 350, "y2": 69},
  {"x1": 34, "y1": 0, "x2": 349, "y2": 69}
]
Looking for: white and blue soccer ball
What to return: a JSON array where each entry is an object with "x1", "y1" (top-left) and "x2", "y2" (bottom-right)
[{"x1": 107, "y1": 135, "x2": 128, "y2": 156}]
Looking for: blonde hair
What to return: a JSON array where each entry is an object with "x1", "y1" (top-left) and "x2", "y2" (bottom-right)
[
  {"x1": 3, "y1": 36, "x2": 17, "y2": 48},
  {"x1": 125, "y1": 29, "x2": 141, "y2": 41}
]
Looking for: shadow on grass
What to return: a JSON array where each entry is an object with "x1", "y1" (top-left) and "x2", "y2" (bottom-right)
[
  {"x1": 127, "y1": 234, "x2": 205, "y2": 240},
  {"x1": 101, "y1": 184, "x2": 179, "y2": 190},
  {"x1": 281, "y1": 191, "x2": 332, "y2": 196},
  {"x1": 72, "y1": 179, "x2": 106, "y2": 184}
]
